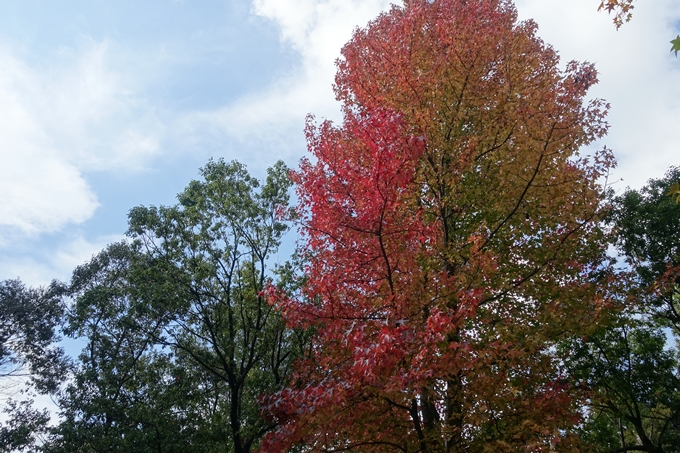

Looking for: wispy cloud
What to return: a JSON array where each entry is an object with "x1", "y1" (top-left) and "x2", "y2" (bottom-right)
[
  {"x1": 179, "y1": 0, "x2": 393, "y2": 164},
  {"x1": 0, "y1": 41, "x2": 162, "y2": 238},
  {"x1": 0, "y1": 233, "x2": 123, "y2": 286}
]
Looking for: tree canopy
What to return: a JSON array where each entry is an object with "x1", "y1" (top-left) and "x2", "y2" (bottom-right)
[
  {"x1": 0, "y1": 279, "x2": 66, "y2": 393},
  {"x1": 263, "y1": 0, "x2": 616, "y2": 452},
  {"x1": 563, "y1": 169, "x2": 680, "y2": 453},
  {"x1": 42, "y1": 159, "x2": 306, "y2": 453}
]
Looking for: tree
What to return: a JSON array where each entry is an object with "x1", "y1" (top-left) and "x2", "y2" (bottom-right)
[
  {"x1": 567, "y1": 319, "x2": 680, "y2": 453},
  {"x1": 46, "y1": 242, "x2": 225, "y2": 452},
  {"x1": 46, "y1": 159, "x2": 306, "y2": 453},
  {"x1": 0, "y1": 280, "x2": 67, "y2": 452},
  {"x1": 609, "y1": 166, "x2": 680, "y2": 328},
  {"x1": 0, "y1": 399, "x2": 51, "y2": 452},
  {"x1": 0, "y1": 279, "x2": 66, "y2": 393},
  {"x1": 263, "y1": 1, "x2": 615, "y2": 452},
  {"x1": 562, "y1": 168, "x2": 680, "y2": 453}
]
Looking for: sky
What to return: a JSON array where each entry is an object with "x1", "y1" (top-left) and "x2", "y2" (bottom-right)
[{"x1": 0, "y1": 0, "x2": 679, "y2": 289}]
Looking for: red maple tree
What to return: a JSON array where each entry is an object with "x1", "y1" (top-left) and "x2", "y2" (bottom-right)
[{"x1": 263, "y1": 1, "x2": 616, "y2": 452}]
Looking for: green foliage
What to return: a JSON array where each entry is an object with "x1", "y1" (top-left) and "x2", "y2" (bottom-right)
[
  {"x1": 0, "y1": 399, "x2": 51, "y2": 452},
  {"x1": 570, "y1": 167, "x2": 680, "y2": 452},
  {"x1": 567, "y1": 320, "x2": 680, "y2": 452},
  {"x1": 126, "y1": 159, "x2": 305, "y2": 452},
  {"x1": 671, "y1": 36, "x2": 680, "y2": 57},
  {"x1": 46, "y1": 242, "x2": 218, "y2": 452},
  {"x1": 0, "y1": 279, "x2": 67, "y2": 393},
  {"x1": 608, "y1": 166, "x2": 680, "y2": 325},
  {"x1": 45, "y1": 159, "x2": 307, "y2": 453}
]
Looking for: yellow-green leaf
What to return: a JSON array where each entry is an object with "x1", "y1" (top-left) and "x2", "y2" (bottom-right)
[{"x1": 667, "y1": 181, "x2": 680, "y2": 203}]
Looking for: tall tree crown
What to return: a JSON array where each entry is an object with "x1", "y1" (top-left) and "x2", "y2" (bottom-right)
[{"x1": 264, "y1": 0, "x2": 615, "y2": 452}]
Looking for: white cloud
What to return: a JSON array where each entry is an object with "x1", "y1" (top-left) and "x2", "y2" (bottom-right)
[
  {"x1": 0, "y1": 154, "x2": 97, "y2": 236},
  {"x1": 0, "y1": 233, "x2": 123, "y2": 287},
  {"x1": 181, "y1": 0, "x2": 393, "y2": 163},
  {"x1": 0, "y1": 42, "x2": 162, "y2": 239},
  {"x1": 24, "y1": 42, "x2": 163, "y2": 172},
  {"x1": 515, "y1": 0, "x2": 680, "y2": 189},
  {"x1": 0, "y1": 50, "x2": 98, "y2": 235}
]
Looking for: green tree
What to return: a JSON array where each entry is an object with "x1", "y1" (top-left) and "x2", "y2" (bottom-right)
[
  {"x1": 46, "y1": 159, "x2": 307, "y2": 453},
  {"x1": 0, "y1": 280, "x2": 67, "y2": 452},
  {"x1": 46, "y1": 242, "x2": 222, "y2": 452},
  {"x1": 0, "y1": 399, "x2": 51, "y2": 453},
  {"x1": 567, "y1": 320, "x2": 680, "y2": 452},
  {"x1": 0, "y1": 279, "x2": 66, "y2": 392},
  {"x1": 609, "y1": 166, "x2": 680, "y2": 327},
  {"x1": 566, "y1": 167, "x2": 680, "y2": 452}
]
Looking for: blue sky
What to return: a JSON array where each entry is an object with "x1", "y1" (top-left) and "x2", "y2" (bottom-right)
[{"x1": 1, "y1": 0, "x2": 679, "y2": 288}]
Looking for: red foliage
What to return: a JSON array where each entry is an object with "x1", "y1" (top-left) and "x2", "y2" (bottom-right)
[{"x1": 262, "y1": 1, "x2": 615, "y2": 452}]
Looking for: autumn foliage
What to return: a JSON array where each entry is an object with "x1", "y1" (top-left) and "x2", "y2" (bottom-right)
[
  {"x1": 598, "y1": 0, "x2": 635, "y2": 29},
  {"x1": 263, "y1": 0, "x2": 616, "y2": 452}
]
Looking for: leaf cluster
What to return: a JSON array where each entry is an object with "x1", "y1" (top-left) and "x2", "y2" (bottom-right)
[
  {"x1": 597, "y1": 0, "x2": 634, "y2": 29},
  {"x1": 0, "y1": 279, "x2": 67, "y2": 394}
]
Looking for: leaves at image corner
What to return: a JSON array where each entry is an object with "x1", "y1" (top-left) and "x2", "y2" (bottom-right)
[
  {"x1": 46, "y1": 159, "x2": 308, "y2": 453},
  {"x1": 597, "y1": 0, "x2": 680, "y2": 57},
  {"x1": 597, "y1": 0, "x2": 634, "y2": 29},
  {"x1": 567, "y1": 319, "x2": 680, "y2": 453},
  {"x1": 0, "y1": 399, "x2": 51, "y2": 453}
]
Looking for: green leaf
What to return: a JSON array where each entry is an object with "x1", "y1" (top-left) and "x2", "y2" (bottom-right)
[{"x1": 671, "y1": 35, "x2": 680, "y2": 56}]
